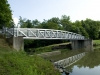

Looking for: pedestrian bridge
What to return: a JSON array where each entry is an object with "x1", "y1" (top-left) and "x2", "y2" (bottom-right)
[
  {"x1": 3, "y1": 28, "x2": 85, "y2": 40},
  {"x1": 2, "y1": 27, "x2": 93, "y2": 51}
]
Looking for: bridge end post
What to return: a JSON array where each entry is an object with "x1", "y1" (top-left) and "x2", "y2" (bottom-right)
[
  {"x1": 7, "y1": 37, "x2": 24, "y2": 51},
  {"x1": 71, "y1": 39, "x2": 93, "y2": 51}
]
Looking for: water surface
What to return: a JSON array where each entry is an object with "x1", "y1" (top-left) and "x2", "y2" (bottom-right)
[
  {"x1": 69, "y1": 65, "x2": 100, "y2": 75},
  {"x1": 68, "y1": 52, "x2": 100, "y2": 75},
  {"x1": 45, "y1": 50, "x2": 100, "y2": 75}
]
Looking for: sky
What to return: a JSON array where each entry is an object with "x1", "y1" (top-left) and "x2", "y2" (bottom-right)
[{"x1": 8, "y1": 0, "x2": 100, "y2": 25}]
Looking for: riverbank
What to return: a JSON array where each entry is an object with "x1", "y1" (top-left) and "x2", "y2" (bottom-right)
[
  {"x1": 25, "y1": 42, "x2": 71, "y2": 54},
  {"x1": 0, "y1": 38, "x2": 60, "y2": 75},
  {"x1": 93, "y1": 40, "x2": 100, "y2": 51}
]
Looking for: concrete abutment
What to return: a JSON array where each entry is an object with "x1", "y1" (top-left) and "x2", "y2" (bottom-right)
[
  {"x1": 7, "y1": 37, "x2": 24, "y2": 51},
  {"x1": 71, "y1": 39, "x2": 93, "y2": 51}
]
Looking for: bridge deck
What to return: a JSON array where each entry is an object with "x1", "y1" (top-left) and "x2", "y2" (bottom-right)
[{"x1": 3, "y1": 27, "x2": 85, "y2": 40}]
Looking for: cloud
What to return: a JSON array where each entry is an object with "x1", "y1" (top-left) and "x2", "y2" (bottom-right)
[
  {"x1": 12, "y1": 15, "x2": 19, "y2": 27},
  {"x1": 13, "y1": 17, "x2": 19, "y2": 25}
]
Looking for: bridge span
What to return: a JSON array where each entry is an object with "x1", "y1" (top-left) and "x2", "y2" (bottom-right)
[
  {"x1": 4, "y1": 28, "x2": 85, "y2": 40},
  {"x1": 2, "y1": 27, "x2": 93, "y2": 51}
]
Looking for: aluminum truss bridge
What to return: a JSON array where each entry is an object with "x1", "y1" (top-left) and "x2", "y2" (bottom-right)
[{"x1": 3, "y1": 27, "x2": 85, "y2": 40}]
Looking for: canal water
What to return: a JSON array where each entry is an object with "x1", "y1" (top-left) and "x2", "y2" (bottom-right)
[
  {"x1": 68, "y1": 52, "x2": 100, "y2": 75},
  {"x1": 46, "y1": 50, "x2": 100, "y2": 75}
]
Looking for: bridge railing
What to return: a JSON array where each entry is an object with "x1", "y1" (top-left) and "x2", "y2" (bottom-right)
[
  {"x1": 2, "y1": 27, "x2": 14, "y2": 38},
  {"x1": 3, "y1": 27, "x2": 85, "y2": 40},
  {"x1": 54, "y1": 52, "x2": 86, "y2": 68}
]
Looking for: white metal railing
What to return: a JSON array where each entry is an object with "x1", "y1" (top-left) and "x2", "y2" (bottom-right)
[
  {"x1": 3, "y1": 27, "x2": 85, "y2": 40},
  {"x1": 54, "y1": 52, "x2": 86, "y2": 68}
]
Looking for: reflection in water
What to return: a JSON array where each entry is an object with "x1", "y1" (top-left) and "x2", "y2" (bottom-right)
[
  {"x1": 45, "y1": 51, "x2": 100, "y2": 75},
  {"x1": 74, "y1": 52, "x2": 100, "y2": 68},
  {"x1": 54, "y1": 52, "x2": 86, "y2": 68},
  {"x1": 46, "y1": 50, "x2": 84, "y2": 61},
  {"x1": 68, "y1": 52, "x2": 100, "y2": 75},
  {"x1": 69, "y1": 66, "x2": 100, "y2": 75}
]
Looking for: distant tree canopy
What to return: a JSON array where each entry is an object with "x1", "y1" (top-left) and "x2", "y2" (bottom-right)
[{"x1": 0, "y1": 0, "x2": 13, "y2": 28}]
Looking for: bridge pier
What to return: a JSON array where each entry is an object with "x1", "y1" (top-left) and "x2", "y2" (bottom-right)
[
  {"x1": 7, "y1": 37, "x2": 24, "y2": 51},
  {"x1": 71, "y1": 39, "x2": 93, "y2": 51}
]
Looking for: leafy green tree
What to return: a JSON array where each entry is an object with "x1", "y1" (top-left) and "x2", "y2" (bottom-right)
[
  {"x1": 72, "y1": 20, "x2": 89, "y2": 38},
  {"x1": 47, "y1": 17, "x2": 63, "y2": 30},
  {"x1": 41, "y1": 21, "x2": 59, "y2": 29},
  {"x1": 25, "y1": 20, "x2": 33, "y2": 28},
  {"x1": 60, "y1": 15, "x2": 72, "y2": 31},
  {"x1": 82, "y1": 19, "x2": 100, "y2": 39},
  {"x1": 0, "y1": 0, "x2": 12, "y2": 28},
  {"x1": 19, "y1": 16, "x2": 34, "y2": 28},
  {"x1": 32, "y1": 19, "x2": 40, "y2": 27},
  {"x1": 19, "y1": 16, "x2": 28, "y2": 28},
  {"x1": 40, "y1": 17, "x2": 62, "y2": 30}
]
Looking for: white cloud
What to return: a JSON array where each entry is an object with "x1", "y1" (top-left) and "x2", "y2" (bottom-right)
[
  {"x1": 12, "y1": 15, "x2": 19, "y2": 27},
  {"x1": 13, "y1": 17, "x2": 19, "y2": 25}
]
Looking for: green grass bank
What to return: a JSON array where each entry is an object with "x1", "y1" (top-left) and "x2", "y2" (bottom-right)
[
  {"x1": 93, "y1": 40, "x2": 100, "y2": 52},
  {"x1": 0, "y1": 38, "x2": 60, "y2": 75},
  {"x1": 26, "y1": 42, "x2": 71, "y2": 54}
]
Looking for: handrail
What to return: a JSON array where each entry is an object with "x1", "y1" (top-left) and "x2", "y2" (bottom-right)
[{"x1": 3, "y1": 27, "x2": 85, "y2": 40}]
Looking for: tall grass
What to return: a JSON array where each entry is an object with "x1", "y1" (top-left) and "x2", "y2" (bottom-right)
[{"x1": 0, "y1": 38, "x2": 60, "y2": 75}]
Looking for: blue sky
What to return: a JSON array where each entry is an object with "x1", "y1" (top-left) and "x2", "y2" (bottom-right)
[{"x1": 8, "y1": 0, "x2": 100, "y2": 25}]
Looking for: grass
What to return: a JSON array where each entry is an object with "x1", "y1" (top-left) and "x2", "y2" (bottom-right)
[
  {"x1": 93, "y1": 40, "x2": 100, "y2": 52},
  {"x1": 27, "y1": 42, "x2": 70, "y2": 54},
  {"x1": 0, "y1": 38, "x2": 60, "y2": 75},
  {"x1": 93, "y1": 40, "x2": 100, "y2": 44}
]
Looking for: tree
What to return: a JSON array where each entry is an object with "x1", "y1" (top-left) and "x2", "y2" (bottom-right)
[
  {"x1": 60, "y1": 15, "x2": 72, "y2": 31},
  {"x1": 25, "y1": 20, "x2": 33, "y2": 28},
  {"x1": 0, "y1": 0, "x2": 13, "y2": 28},
  {"x1": 18, "y1": 16, "x2": 26, "y2": 28},
  {"x1": 72, "y1": 20, "x2": 89, "y2": 38},
  {"x1": 40, "y1": 17, "x2": 62, "y2": 30},
  {"x1": 19, "y1": 16, "x2": 34, "y2": 28},
  {"x1": 32, "y1": 19, "x2": 40, "y2": 27},
  {"x1": 82, "y1": 19, "x2": 100, "y2": 39}
]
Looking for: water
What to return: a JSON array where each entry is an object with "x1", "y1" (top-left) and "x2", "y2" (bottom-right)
[
  {"x1": 46, "y1": 51, "x2": 100, "y2": 75},
  {"x1": 45, "y1": 50, "x2": 84, "y2": 61},
  {"x1": 68, "y1": 52, "x2": 100, "y2": 75},
  {"x1": 69, "y1": 65, "x2": 100, "y2": 75}
]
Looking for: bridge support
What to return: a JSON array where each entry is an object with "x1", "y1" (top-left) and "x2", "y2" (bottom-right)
[
  {"x1": 7, "y1": 37, "x2": 24, "y2": 51},
  {"x1": 71, "y1": 39, "x2": 93, "y2": 51}
]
